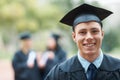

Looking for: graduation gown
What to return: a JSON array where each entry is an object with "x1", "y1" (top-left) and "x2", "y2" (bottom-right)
[
  {"x1": 46, "y1": 47, "x2": 66, "y2": 71},
  {"x1": 12, "y1": 50, "x2": 41, "y2": 80},
  {"x1": 45, "y1": 54, "x2": 120, "y2": 80},
  {"x1": 41, "y1": 47, "x2": 67, "y2": 80}
]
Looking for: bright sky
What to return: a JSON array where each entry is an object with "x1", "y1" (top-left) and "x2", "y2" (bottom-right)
[{"x1": 87, "y1": 0, "x2": 120, "y2": 4}]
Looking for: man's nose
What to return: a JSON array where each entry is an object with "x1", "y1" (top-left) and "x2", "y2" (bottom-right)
[{"x1": 85, "y1": 32, "x2": 93, "y2": 42}]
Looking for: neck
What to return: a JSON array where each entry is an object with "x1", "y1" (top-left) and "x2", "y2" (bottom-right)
[
  {"x1": 21, "y1": 47, "x2": 30, "y2": 55},
  {"x1": 79, "y1": 51, "x2": 100, "y2": 62}
]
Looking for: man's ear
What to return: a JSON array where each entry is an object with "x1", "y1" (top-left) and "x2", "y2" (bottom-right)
[
  {"x1": 102, "y1": 30, "x2": 104, "y2": 39},
  {"x1": 72, "y1": 32, "x2": 76, "y2": 42}
]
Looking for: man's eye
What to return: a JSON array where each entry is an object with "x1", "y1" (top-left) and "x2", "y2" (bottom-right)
[
  {"x1": 92, "y1": 30, "x2": 99, "y2": 33},
  {"x1": 79, "y1": 32, "x2": 86, "y2": 34}
]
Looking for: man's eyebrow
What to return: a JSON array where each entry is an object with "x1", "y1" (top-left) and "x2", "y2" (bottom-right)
[
  {"x1": 78, "y1": 29, "x2": 87, "y2": 31},
  {"x1": 91, "y1": 28, "x2": 99, "y2": 30}
]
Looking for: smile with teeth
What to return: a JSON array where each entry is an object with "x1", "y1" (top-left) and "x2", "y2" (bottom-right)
[{"x1": 84, "y1": 43, "x2": 95, "y2": 47}]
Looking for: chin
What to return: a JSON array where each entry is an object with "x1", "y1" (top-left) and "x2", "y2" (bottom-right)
[{"x1": 84, "y1": 51, "x2": 96, "y2": 55}]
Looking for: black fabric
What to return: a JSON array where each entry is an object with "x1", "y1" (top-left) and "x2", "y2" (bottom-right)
[
  {"x1": 41, "y1": 46, "x2": 67, "y2": 80},
  {"x1": 12, "y1": 50, "x2": 41, "y2": 80},
  {"x1": 87, "y1": 63, "x2": 97, "y2": 80},
  {"x1": 45, "y1": 54, "x2": 120, "y2": 80},
  {"x1": 19, "y1": 32, "x2": 31, "y2": 40},
  {"x1": 60, "y1": 3, "x2": 113, "y2": 27},
  {"x1": 51, "y1": 33, "x2": 60, "y2": 42},
  {"x1": 73, "y1": 14, "x2": 102, "y2": 27}
]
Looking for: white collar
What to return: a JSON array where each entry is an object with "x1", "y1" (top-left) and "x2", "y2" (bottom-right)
[{"x1": 77, "y1": 50, "x2": 103, "y2": 73}]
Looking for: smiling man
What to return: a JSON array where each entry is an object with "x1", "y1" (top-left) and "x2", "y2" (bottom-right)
[{"x1": 45, "y1": 3, "x2": 120, "y2": 80}]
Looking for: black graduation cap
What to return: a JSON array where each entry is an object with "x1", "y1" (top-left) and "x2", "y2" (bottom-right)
[
  {"x1": 51, "y1": 33, "x2": 61, "y2": 42},
  {"x1": 19, "y1": 32, "x2": 31, "y2": 40},
  {"x1": 60, "y1": 3, "x2": 113, "y2": 27}
]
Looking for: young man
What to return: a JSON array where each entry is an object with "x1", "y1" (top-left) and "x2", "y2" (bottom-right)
[
  {"x1": 45, "y1": 3, "x2": 120, "y2": 80},
  {"x1": 12, "y1": 32, "x2": 41, "y2": 80}
]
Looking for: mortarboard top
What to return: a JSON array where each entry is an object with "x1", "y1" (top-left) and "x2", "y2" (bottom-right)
[
  {"x1": 19, "y1": 32, "x2": 31, "y2": 40},
  {"x1": 60, "y1": 3, "x2": 113, "y2": 27},
  {"x1": 51, "y1": 33, "x2": 61, "y2": 41}
]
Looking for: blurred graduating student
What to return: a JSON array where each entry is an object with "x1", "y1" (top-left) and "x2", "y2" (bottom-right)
[
  {"x1": 38, "y1": 33, "x2": 67, "y2": 80},
  {"x1": 12, "y1": 32, "x2": 41, "y2": 80}
]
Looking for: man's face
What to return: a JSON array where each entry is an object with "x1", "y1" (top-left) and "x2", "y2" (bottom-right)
[
  {"x1": 72, "y1": 21, "x2": 104, "y2": 56},
  {"x1": 21, "y1": 39, "x2": 32, "y2": 49},
  {"x1": 47, "y1": 37, "x2": 56, "y2": 50}
]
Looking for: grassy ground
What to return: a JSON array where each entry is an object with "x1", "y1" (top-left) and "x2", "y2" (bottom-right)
[
  {"x1": 0, "y1": 51, "x2": 14, "y2": 80},
  {"x1": 0, "y1": 60, "x2": 14, "y2": 80},
  {"x1": 0, "y1": 51, "x2": 13, "y2": 60}
]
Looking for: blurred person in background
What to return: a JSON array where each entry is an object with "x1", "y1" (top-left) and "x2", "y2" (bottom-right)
[
  {"x1": 38, "y1": 33, "x2": 67, "y2": 80},
  {"x1": 12, "y1": 32, "x2": 41, "y2": 80}
]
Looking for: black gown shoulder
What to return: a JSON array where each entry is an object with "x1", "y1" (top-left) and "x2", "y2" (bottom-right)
[{"x1": 45, "y1": 54, "x2": 120, "y2": 80}]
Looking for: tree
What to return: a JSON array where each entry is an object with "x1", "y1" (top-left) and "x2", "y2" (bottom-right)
[{"x1": 102, "y1": 30, "x2": 120, "y2": 52}]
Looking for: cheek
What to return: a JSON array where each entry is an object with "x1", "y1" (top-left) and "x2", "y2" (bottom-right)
[
  {"x1": 48, "y1": 40, "x2": 56, "y2": 48},
  {"x1": 27, "y1": 41, "x2": 32, "y2": 46},
  {"x1": 52, "y1": 42, "x2": 56, "y2": 47},
  {"x1": 75, "y1": 35, "x2": 83, "y2": 47}
]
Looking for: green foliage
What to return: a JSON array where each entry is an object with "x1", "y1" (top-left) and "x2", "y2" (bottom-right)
[
  {"x1": 0, "y1": 51, "x2": 13, "y2": 60},
  {"x1": 0, "y1": 0, "x2": 63, "y2": 33},
  {"x1": 102, "y1": 30, "x2": 120, "y2": 52}
]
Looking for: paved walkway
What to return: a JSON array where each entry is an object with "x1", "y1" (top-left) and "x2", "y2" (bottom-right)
[{"x1": 0, "y1": 60, "x2": 14, "y2": 80}]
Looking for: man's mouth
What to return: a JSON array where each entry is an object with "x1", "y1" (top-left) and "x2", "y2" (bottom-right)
[{"x1": 83, "y1": 43, "x2": 96, "y2": 47}]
